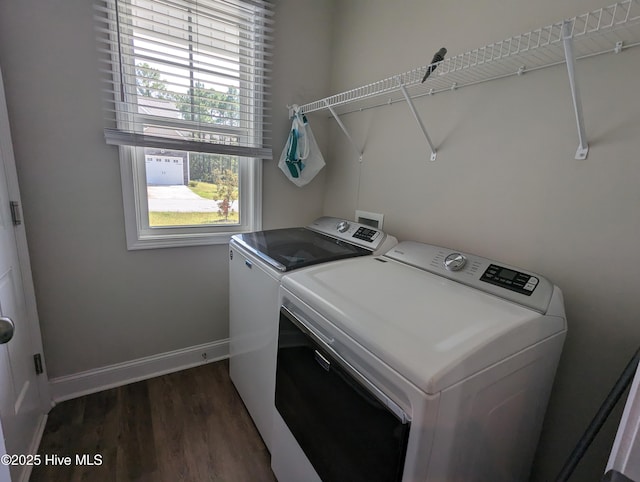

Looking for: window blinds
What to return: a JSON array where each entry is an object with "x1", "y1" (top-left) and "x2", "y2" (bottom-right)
[{"x1": 94, "y1": 0, "x2": 273, "y2": 158}]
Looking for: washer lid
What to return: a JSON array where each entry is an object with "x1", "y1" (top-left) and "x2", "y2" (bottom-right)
[
  {"x1": 231, "y1": 227, "x2": 370, "y2": 272},
  {"x1": 281, "y1": 256, "x2": 566, "y2": 394}
]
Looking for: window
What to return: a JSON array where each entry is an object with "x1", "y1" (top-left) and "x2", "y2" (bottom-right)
[{"x1": 95, "y1": 0, "x2": 273, "y2": 249}]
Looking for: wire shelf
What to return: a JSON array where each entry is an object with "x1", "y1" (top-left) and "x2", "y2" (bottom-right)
[{"x1": 294, "y1": 0, "x2": 640, "y2": 118}]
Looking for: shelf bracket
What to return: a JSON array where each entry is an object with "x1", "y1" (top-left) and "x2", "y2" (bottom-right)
[
  {"x1": 562, "y1": 20, "x2": 589, "y2": 160},
  {"x1": 323, "y1": 100, "x2": 364, "y2": 162},
  {"x1": 398, "y1": 82, "x2": 437, "y2": 161}
]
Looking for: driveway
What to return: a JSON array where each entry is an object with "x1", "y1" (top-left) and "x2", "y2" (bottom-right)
[{"x1": 147, "y1": 185, "x2": 230, "y2": 213}]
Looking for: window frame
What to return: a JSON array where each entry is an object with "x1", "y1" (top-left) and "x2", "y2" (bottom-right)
[
  {"x1": 102, "y1": 0, "x2": 269, "y2": 250},
  {"x1": 119, "y1": 145, "x2": 262, "y2": 250}
]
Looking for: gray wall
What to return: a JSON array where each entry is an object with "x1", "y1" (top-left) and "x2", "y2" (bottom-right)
[
  {"x1": 265, "y1": 0, "x2": 332, "y2": 228},
  {"x1": 0, "y1": 0, "x2": 331, "y2": 377},
  {"x1": 323, "y1": 1, "x2": 640, "y2": 481},
  {"x1": 1, "y1": 0, "x2": 637, "y2": 480}
]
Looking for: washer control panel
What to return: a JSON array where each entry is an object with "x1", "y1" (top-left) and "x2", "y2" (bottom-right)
[
  {"x1": 480, "y1": 264, "x2": 539, "y2": 296},
  {"x1": 307, "y1": 216, "x2": 396, "y2": 254},
  {"x1": 352, "y1": 226, "x2": 380, "y2": 242}
]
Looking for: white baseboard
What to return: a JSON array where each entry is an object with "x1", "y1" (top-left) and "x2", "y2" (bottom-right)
[{"x1": 49, "y1": 339, "x2": 229, "y2": 403}]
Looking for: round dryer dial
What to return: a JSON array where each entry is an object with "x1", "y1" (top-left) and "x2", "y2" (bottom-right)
[{"x1": 444, "y1": 252, "x2": 467, "y2": 271}]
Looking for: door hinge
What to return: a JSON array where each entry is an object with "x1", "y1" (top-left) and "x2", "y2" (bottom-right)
[
  {"x1": 33, "y1": 353, "x2": 43, "y2": 375},
  {"x1": 9, "y1": 201, "x2": 21, "y2": 226}
]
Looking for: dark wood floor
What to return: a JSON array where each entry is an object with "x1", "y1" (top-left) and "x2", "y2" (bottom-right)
[{"x1": 31, "y1": 360, "x2": 276, "y2": 482}]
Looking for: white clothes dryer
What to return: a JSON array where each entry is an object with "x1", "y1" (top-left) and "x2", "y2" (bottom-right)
[{"x1": 273, "y1": 241, "x2": 567, "y2": 482}]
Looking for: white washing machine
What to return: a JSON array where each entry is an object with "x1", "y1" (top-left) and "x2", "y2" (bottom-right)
[
  {"x1": 272, "y1": 241, "x2": 567, "y2": 482},
  {"x1": 228, "y1": 217, "x2": 397, "y2": 451}
]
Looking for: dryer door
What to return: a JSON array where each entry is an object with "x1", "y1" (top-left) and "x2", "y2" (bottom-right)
[{"x1": 275, "y1": 307, "x2": 410, "y2": 482}]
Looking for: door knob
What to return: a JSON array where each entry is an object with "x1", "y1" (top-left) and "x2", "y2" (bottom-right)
[{"x1": 0, "y1": 317, "x2": 15, "y2": 344}]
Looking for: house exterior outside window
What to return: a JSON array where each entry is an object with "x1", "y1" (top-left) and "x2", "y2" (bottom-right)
[{"x1": 95, "y1": 0, "x2": 273, "y2": 249}]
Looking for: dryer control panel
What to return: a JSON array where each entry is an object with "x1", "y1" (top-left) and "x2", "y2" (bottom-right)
[
  {"x1": 480, "y1": 264, "x2": 539, "y2": 296},
  {"x1": 384, "y1": 241, "x2": 555, "y2": 313}
]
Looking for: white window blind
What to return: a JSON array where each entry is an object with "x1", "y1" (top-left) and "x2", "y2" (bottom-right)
[{"x1": 94, "y1": 0, "x2": 273, "y2": 159}]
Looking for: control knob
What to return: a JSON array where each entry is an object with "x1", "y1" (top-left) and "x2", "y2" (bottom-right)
[
  {"x1": 336, "y1": 221, "x2": 350, "y2": 233},
  {"x1": 444, "y1": 252, "x2": 467, "y2": 271}
]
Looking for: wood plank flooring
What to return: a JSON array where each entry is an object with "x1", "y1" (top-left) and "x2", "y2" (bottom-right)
[{"x1": 31, "y1": 360, "x2": 276, "y2": 482}]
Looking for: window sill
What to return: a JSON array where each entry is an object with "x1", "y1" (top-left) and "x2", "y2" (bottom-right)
[{"x1": 125, "y1": 231, "x2": 236, "y2": 250}]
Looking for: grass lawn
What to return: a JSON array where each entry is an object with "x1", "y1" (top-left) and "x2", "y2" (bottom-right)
[
  {"x1": 150, "y1": 211, "x2": 240, "y2": 226},
  {"x1": 188, "y1": 181, "x2": 238, "y2": 200},
  {"x1": 188, "y1": 181, "x2": 218, "y2": 199}
]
